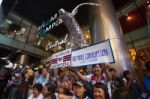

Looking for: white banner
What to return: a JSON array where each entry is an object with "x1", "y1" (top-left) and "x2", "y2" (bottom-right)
[
  {"x1": 51, "y1": 49, "x2": 71, "y2": 69},
  {"x1": 71, "y1": 40, "x2": 114, "y2": 67}
]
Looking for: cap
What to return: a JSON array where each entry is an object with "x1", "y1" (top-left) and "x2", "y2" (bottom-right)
[
  {"x1": 73, "y1": 81, "x2": 85, "y2": 87},
  {"x1": 34, "y1": 67, "x2": 39, "y2": 71}
]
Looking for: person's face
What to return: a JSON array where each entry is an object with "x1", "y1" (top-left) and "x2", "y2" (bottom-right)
[
  {"x1": 73, "y1": 85, "x2": 86, "y2": 97},
  {"x1": 110, "y1": 70, "x2": 116, "y2": 78},
  {"x1": 58, "y1": 86, "x2": 65, "y2": 94},
  {"x1": 126, "y1": 74, "x2": 132, "y2": 80},
  {"x1": 33, "y1": 88, "x2": 40, "y2": 97},
  {"x1": 63, "y1": 81, "x2": 69, "y2": 89},
  {"x1": 43, "y1": 86, "x2": 48, "y2": 96},
  {"x1": 59, "y1": 71, "x2": 64, "y2": 77},
  {"x1": 34, "y1": 71, "x2": 39, "y2": 77},
  {"x1": 93, "y1": 87, "x2": 105, "y2": 99},
  {"x1": 42, "y1": 69, "x2": 48, "y2": 76},
  {"x1": 93, "y1": 65, "x2": 101, "y2": 75}
]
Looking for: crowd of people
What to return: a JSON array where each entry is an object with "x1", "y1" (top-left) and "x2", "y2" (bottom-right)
[{"x1": 0, "y1": 61, "x2": 150, "y2": 99}]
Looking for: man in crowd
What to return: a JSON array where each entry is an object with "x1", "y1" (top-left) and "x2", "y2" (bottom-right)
[
  {"x1": 108, "y1": 68, "x2": 124, "y2": 91},
  {"x1": 72, "y1": 81, "x2": 90, "y2": 99},
  {"x1": 35, "y1": 68, "x2": 49, "y2": 86}
]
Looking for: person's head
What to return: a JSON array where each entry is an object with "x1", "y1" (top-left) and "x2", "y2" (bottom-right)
[
  {"x1": 32, "y1": 83, "x2": 43, "y2": 97},
  {"x1": 58, "y1": 68, "x2": 65, "y2": 77},
  {"x1": 109, "y1": 68, "x2": 117, "y2": 78},
  {"x1": 58, "y1": 84, "x2": 65, "y2": 94},
  {"x1": 92, "y1": 64, "x2": 102, "y2": 75},
  {"x1": 43, "y1": 83, "x2": 56, "y2": 97},
  {"x1": 123, "y1": 70, "x2": 132, "y2": 80},
  {"x1": 73, "y1": 81, "x2": 87, "y2": 98},
  {"x1": 42, "y1": 68, "x2": 48, "y2": 77},
  {"x1": 93, "y1": 82, "x2": 109, "y2": 99},
  {"x1": 112, "y1": 88, "x2": 135, "y2": 99},
  {"x1": 62, "y1": 81, "x2": 70, "y2": 89},
  {"x1": 34, "y1": 70, "x2": 39, "y2": 77}
]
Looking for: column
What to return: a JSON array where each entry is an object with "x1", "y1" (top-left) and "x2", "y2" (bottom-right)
[
  {"x1": 0, "y1": 3, "x2": 5, "y2": 25},
  {"x1": 89, "y1": 0, "x2": 133, "y2": 74}
]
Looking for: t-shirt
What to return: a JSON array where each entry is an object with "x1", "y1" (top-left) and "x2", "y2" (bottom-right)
[
  {"x1": 72, "y1": 95, "x2": 91, "y2": 99},
  {"x1": 35, "y1": 74, "x2": 49, "y2": 86},
  {"x1": 86, "y1": 74, "x2": 105, "y2": 85},
  {"x1": 144, "y1": 75, "x2": 150, "y2": 89},
  {"x1": 28, "y1": 93, "x2": 43, "y2": 99}
]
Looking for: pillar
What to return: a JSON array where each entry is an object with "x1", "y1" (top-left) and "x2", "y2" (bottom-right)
[
  {"x1": 16, "y1": 54, "x2": 29, "y2": 65},
  {"x1": 89, "y1": 0, "x2": 133, "y2": 74},
  {"x1": 0, "y1": 3, "x2": 5, "y2": 25}
]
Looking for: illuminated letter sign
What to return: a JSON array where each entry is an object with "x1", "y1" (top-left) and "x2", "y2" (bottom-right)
[
  {"x1": 38, "y1": 13, "x2": 63, "y2": 37},
  {"x1": 46, "y1": 34, "x2": 68, "y2": 50}
]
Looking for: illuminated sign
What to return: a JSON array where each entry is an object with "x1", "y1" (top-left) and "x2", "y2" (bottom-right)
[
  {"x1": 38, "y1": 13, "x2": 63, "y2": 37},
  {"x1": 46, "y1": 34, "x2": 68, "y2": 50}
]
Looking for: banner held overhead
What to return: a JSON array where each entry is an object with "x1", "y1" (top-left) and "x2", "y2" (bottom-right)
[
  {"x1": 51, "y1": 49, "x2": 71, "y2": 69},
  {"x1": 71, "y1": 40, "x2": 114, "y2": 67}
]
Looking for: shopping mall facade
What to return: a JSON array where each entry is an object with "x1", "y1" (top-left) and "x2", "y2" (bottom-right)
[{"x1": 0, "y1": 0, "x2": 150, "y2": 81}]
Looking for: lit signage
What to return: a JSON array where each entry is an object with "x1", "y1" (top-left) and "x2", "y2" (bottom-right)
[
  {"x1": 0, "y1": 0, "x2": 2, "y2": 5},
  {"x1": 46, "y1": 34, "x2": 68, "y2": 50},
  {"x1": 38, "y1": 13, "x2": 63, "y2": 37}
]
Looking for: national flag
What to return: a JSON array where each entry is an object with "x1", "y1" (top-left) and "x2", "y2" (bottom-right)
[
  {"x1": 51, "y1": 58, "x2": 58, "y2": 64},
  {"x1": 63, "y1": 54, "x2": 71, "y2": 62}
]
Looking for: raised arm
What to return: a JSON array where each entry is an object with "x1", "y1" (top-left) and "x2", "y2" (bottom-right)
[{"x1": 101, "y1": 63, "x2": 112, "y2": 80}]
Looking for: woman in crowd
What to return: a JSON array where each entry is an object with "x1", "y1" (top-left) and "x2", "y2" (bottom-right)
[
  {"x1": 123, "y1": 70, "x2": 142, "y2": 98},
  {"x1": 43, "y1": 83, "x2": 56, "y2": 99},
  {"x1": 93, "y1": 82, "x2": 110, "y2": 99},
  {"x1": 28, "y1": 83, "x2": 43, "y2": 99},
  {"x1": 74, "y1": 64, "x2": 111, "y2": 85}
]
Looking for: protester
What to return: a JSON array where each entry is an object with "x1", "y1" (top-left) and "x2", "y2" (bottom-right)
[
  {"x1": 28, "y1": 83, "x2": 44, "y2": 99},
  {"x1": 123, "y1": 70, "x2": 142, "y2": 98},
  {"x1": 108, "y1": 68, "x2": 124, "y2": 97},
  {"x1": 75, "y1": 64, "x2": 111, "y2": 85},
  {"x1": 35, "y1": 68, "x2": 49, "y2": 86},
  {"x1": 72, "y1": 81, "x2": 91, "y2": 99},
  {"x1": 93, "y1": 82, "x2": 110, "y2": 99},
  {"x1": 43, "y1": 83, "x2": 56, "y2": 99}
]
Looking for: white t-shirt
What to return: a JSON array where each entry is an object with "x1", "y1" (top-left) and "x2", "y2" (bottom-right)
[
  {"x1": 72, "y1": 95, "x2": 90, "y2": 99},
  {"x1": 28, "y1": 93, "x2": 43, "y2": 99},
  {"x1": 85, "y1": 74, "x2": 106, "y2": 85}
]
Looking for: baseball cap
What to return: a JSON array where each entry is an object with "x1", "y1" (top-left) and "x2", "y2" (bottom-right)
[{"x1": 73, "y1": 81, "x2": 86, "y2": 88}]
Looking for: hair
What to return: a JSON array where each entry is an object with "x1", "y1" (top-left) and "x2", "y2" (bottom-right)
[
  {"x1": 45, "y1": 82, "x2": 56, "y2": 94},
  {"x1": 33, "y1": 83, "x2": 43, "y2": 92},
  {"x1": 93, "y1": 82, "x2": 110, "y2": 99},
  {"x1": 93, "y1": 64, "x2": 100, "y2": 68},
  {"x1": 108, "y1": 68, "x2": 116, "y2": 72},
  {"x1": 145, "y1": 61, "x2": 150, "y2": 71},
  {"x1": 112, "y1": 88, "x2": 136, "y2": 99},
  {"x1": 123, "y1": 70, "x2": 130, "y2": 78}
]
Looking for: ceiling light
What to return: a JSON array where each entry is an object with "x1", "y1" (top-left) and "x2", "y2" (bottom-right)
[
  {"x1": 86, "y1": 35, "x2": 89, "y2": 39},
  {"x1": 147, "y1": 1, "x2": 150, "y2": 4},
  {"x1": 127, "y1": 15, "x2": 132, "y2": 21}
]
